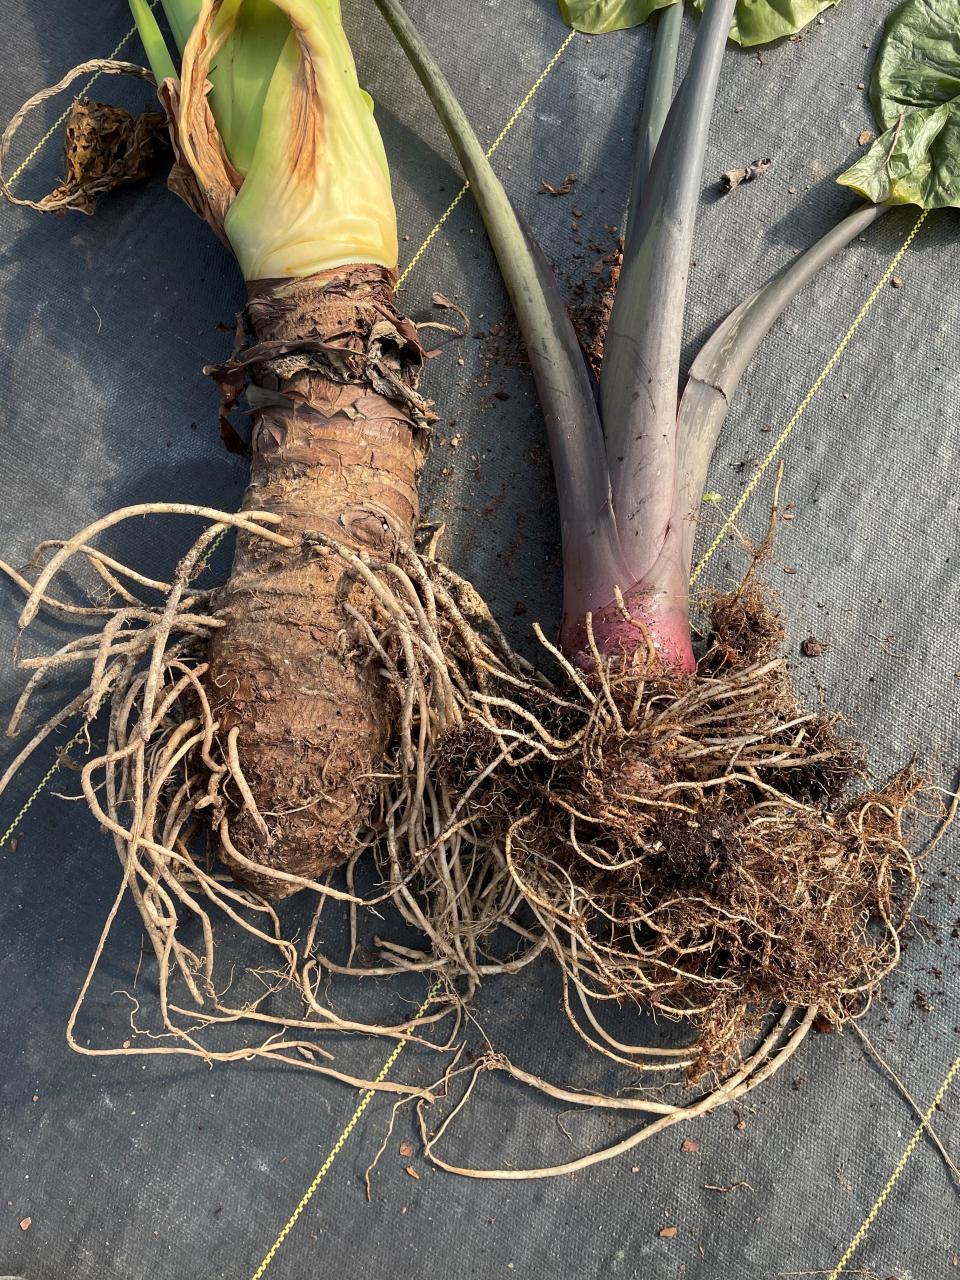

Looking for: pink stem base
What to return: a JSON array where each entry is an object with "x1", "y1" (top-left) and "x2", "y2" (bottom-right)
[{"x1": 560, "y1": 581, "x2": 696, "y2": 674}]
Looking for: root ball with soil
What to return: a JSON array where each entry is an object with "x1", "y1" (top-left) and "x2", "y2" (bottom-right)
[{"x1": 438, "y1": 594, "x2": 923, "y2": 1074}]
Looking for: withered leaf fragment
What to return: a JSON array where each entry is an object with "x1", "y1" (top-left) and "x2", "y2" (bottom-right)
[
  {"x1": 719, "y1": 157, "x2": 773, "y2": 194},
  {"x1": 52, "y1": 97, "x2": 169, "y2": 215},
  {"x1": 539, "y1": 173, "x2": 578, "y2": 195}
]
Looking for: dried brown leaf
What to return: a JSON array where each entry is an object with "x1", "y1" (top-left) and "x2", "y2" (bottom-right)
[{"x1": 539, "y1": 173, "x2": 577, "y2": 196}]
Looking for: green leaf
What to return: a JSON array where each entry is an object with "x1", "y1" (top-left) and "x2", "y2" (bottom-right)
[
  {"x1": 557, "y1": 0, "x2": 674, "y2": 33},
  {"x1": 838, "y1": 100, "x2": 960, "y2": 208},
  {"x1": 128, "y1": 0, "x2": 177, "y2": 84},
  {"x1": 702, "y1": 0, "x2": 839, "y2": 46},
  {"x1": 559, "y1": 0, "x2": 838, "y2": 42},
  {"x1": 157, "y1": 1, "x2": 291, "y2": 175},
  {"x1": 838, "y1": 0, "x2": 960, "y2": 210},
  {"x1": 869, "y1": 0, "x2": 960, "y2": 130}
]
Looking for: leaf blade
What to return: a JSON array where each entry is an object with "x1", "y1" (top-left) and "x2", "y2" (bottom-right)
[
  {"x1": 559, "y1": 0, "x2": 838, "y2": 42},
  {"x1": 838, "y1": 0, "x2": 960, "y2": 211},
  {"x1": 838, "y1": 102, "x2": 960, "y2": 209},
  {"x1": 869, "y1": 0, "x2": 960, "y2": 130},
  {"x1": 558, "y1": 0, "x2": 675, "y2": 33},
  {"x1": 693, "y1": 0, "x2": 839, "y2": 46}
]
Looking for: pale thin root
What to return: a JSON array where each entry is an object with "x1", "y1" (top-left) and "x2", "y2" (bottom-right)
[{"x1": 2, "y1": 504, "x2": 927, "y2": 1174}]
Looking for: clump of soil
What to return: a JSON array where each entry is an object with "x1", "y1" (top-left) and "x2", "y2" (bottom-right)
[
  {"x1": 707, "y1": 585, "x2": 785, "y2": 667},
  {"x1": 567, "y1": 238, "x2": 622, "y2": 378}
]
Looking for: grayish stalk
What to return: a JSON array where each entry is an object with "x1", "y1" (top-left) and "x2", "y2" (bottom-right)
[
  {"x1": 375, "y1": 0, "x2": 635, "y2": 619},
  {"x1": 600, "y1": 0, "x2": 738, "y2": 582}
]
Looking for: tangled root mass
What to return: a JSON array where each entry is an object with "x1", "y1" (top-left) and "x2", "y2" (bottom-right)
[
  {"x1": 0, "y1": 518, "x2": 930, "y2": 1148},
  {"x1": 442, "y1": 585, "x2": 922, "y2": 1072}
]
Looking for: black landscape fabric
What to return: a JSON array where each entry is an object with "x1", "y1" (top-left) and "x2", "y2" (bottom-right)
[{"x1": 0, "y1": 2, "x2": 957, "y2": 1278}]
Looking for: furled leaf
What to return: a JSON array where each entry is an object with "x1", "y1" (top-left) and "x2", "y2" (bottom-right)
[
  {"x1": 559, "y1": 0, "x2": 838, "y2": 42},
  {"x1": 166, "y1": 0, "x2": 398, "y2": 279},
  {"x1": 158, "y1": 0, "x2": 292, "y2": 174},
  {"x1": 838, "y1": 0, "x2": 960, "y2": 210}
]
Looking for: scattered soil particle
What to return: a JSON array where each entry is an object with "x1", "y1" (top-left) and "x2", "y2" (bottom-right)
[
  {"x1": 915, "y1": 990, "x2": 933, "y2": 1012},
  {"x1": 481, "y1": 491, "x2": 505, "y2": 519},
  {"x1": 659, "y1": 1226, "x2": 679, "y2": 1239},
  {"x1": 801, "y1": 635, "x2": 826, "y2": 657},
  {"x1": 19, "y1": 1217, "x2": 32, "y2": 1231},
  {"x1": 571, "y1": 237, "x2": 622, "y2": 377},
  {"x1": 399, "y1": 1141, "x2": 414, "y2": 1158},
  {"x1": 858, "y1": 130, "x2": 876, "y2": 146},
  {"x1": 891, "y1": 276, "x2": 903, "y2": 289},
  {"x1": 478, "y1": 223, "x2": 622, "y2": 382},
  {"x1": 681, "y1": 1139, "x2": 699, "y2": 1153}
]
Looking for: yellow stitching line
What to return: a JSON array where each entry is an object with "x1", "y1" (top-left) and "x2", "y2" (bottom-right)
[
  {"x1": 690, "y1": 208, "x2": 929, "y2": 584},
  {"x1": 827, "y1": 1054, "x2": 960, "y2": 1280},
  {"x1": 248, "y1": 982, "x2": 441, "y2": 1280},
  {"x1": 0, "y1": 724, "x2": 88, "y2": 848},
  {"x1": 395, "y1": 28, "x2": 577, "y2": 290},
  {"x1": 5, "y1": 1, "x2": 161, "y2": 189}
]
